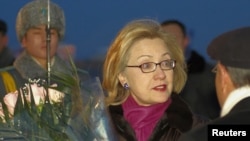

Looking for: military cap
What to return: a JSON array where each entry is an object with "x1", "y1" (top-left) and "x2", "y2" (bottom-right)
[
  {"x1": 207, "y1": 26, "x2": 250, "y2": 69},
  {"x1": 16, "y1": 0, "x2": 65, "y2": 41}
]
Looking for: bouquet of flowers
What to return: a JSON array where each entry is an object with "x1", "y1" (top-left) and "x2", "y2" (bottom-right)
[
  {"x1": 0, "y1": 64, "x2": 117, "y2": 141},
  {"x1": 0, "y1": 79, "x2": 68, "y2": 140}
]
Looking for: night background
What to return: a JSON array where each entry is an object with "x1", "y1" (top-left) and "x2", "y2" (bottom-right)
[{"x1": 1, "y1": 0, "x2": 250, "y2": 76}]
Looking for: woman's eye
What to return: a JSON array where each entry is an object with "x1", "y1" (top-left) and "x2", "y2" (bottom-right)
[
  {"x1": 162, "y1": 61, "x2": 169, "y2": 67},
  {"x1": 141, "y1": 63, "x2": 152, "y2": 69}
]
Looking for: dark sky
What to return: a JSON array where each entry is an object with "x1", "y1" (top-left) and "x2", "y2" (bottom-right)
[{"x1": 1, "y1": 0, "x2": 250, "y2": 63}]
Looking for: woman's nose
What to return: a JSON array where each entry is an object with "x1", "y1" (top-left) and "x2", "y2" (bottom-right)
[{"x1": 153, "y1": 65, "x2": 166, "y2": 79}]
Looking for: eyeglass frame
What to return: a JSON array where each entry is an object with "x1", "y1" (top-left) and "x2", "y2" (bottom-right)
[
  {"x1": 212, "y1": 65, "x2": 217, "y2": 73},
  {"x1": 126, "y1": 59, "x2": 176, "y2": 73}
]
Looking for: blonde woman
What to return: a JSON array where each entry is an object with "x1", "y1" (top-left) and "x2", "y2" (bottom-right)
[{"x1": 102, "y1": 19, "x2": 209, "y2": 141}]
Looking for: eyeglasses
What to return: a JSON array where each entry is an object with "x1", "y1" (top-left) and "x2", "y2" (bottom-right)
[
  {"x1": 126, "y1": 59, "x2": 176, "y2": 73},
  {"x1": 212, "y1": 65, "x2": 217, "y2": 73}
]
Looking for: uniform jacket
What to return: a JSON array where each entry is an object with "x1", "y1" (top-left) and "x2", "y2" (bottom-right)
[
  {"x1": 0, "y1": 51, "x2": 89, "y2": 98},
  {"x1": 109, "y1": 94, "x2": 210, "y2": 141}
]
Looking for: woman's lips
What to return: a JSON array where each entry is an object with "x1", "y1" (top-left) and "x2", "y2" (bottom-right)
[{"x1": 153, "y1": 84, "x2": 167, "y2": 92}]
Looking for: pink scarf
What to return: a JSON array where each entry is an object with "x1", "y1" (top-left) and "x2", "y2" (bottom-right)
[{"x1": 122, "y1": 95, "x2": 172, "y2": 141}]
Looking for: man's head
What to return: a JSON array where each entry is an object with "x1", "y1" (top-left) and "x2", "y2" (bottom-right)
[
  {"x1": 207, "y1": 27, "x2": 250, "y2": 106},
  {"x1": 0, "y1": 19, "x2": 8, "y2": 52},
  {"x1": 16, "y1": 0, "x2": 65, "y2": 42},
  {"x1": 161, "y1": 20, "x2": 189, "y2": 52},
  {"x1": 208, "y1": 27, "x2": 250, "y2": 69},
  {"x1": 16, "y1": 0, "x2": 65, "y2": 68}
]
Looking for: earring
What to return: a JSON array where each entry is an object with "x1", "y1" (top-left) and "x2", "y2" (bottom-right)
[{"x1": 123, "y1": 83, "x2": 129, "y2": 90}]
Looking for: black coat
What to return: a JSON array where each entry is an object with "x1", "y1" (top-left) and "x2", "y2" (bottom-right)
[
  {"x1": 109, "y1": 94, "x2": 210, "y2": 141},
  {"x1": 181, "y1": 50, "x2": 220, "y2": 119},
  {"x1": 178, "y1": 97, "x2": 250, "y2": 141}
]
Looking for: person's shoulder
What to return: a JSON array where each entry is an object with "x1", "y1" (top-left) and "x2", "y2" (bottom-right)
[
  {"x1": 0, "y1": 66, "x2": 20, "y2": 82},
  {"x1": 189, "y1": 50, "x2": 215, "y2": 73},
  {"x1": 187, "y1": 50, "x2": 206, "y2": 73},
  {"x1": 191, "y1": 50, "x2": 214, "y2": 67},
  {"x1": 0, "y1": 66, "x2": 15, "y2": 73}
]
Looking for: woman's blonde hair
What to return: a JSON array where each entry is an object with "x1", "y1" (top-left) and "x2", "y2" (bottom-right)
[{"x1": 102, "y1": 19, "x2": 187, "y2": 106}]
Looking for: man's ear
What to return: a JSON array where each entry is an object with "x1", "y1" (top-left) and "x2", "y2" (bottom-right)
[
  {"x1": 21, "y1": 38, "x2": 26, "y2": 48},
  {"x1": 219, "y1": 63, "x2": 228, "y2": 82},
  {"x1": 219, "y1": 64, "x2": 229, "y2": 82},
  {"x1": 218, "y1": 63, "x2": 235, "y2": 92}
]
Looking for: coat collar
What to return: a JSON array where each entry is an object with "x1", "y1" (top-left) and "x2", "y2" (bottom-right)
[
  {"x1": 13, "y1": 51, "x2": 73, "y2": 80},
  {"x1": 221, "y1": 86, "x2": 250, "y2": 117},
  {"x1": 109, "y1": 94, "x2": 194, "y2": 140}
]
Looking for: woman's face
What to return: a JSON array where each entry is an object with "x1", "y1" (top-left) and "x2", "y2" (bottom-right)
[{"x1": 119, "y1": 38, "x2": 174, "y2": 106}]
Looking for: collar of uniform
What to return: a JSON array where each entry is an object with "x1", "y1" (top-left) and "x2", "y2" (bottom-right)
[
  {"x1": 31, "y1": 55, "x2": 55, "y2": 67},
  {"x1": 13, "y1": 51, "x2": 72, "y2": 79},
  {"x1": 221, "y1": 86, "x2": 250, "y2": 117}
]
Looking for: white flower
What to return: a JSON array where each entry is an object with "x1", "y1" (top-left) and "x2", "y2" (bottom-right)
[
  {"x1": 4, "y1": 91, "x2": 18, "y2": 116},
  {"x1": 48, "y1": 84, "x2": 64, "y2": 103},
  {"x1": 23, "y1": 83, "x2": 64, "y2": 104},
  {"x1": 3, "y1": 83, "x2": 64, "y2": 116},
  {"x1": 23, "y1": 83, "x2": 46, "y2": 105}
]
